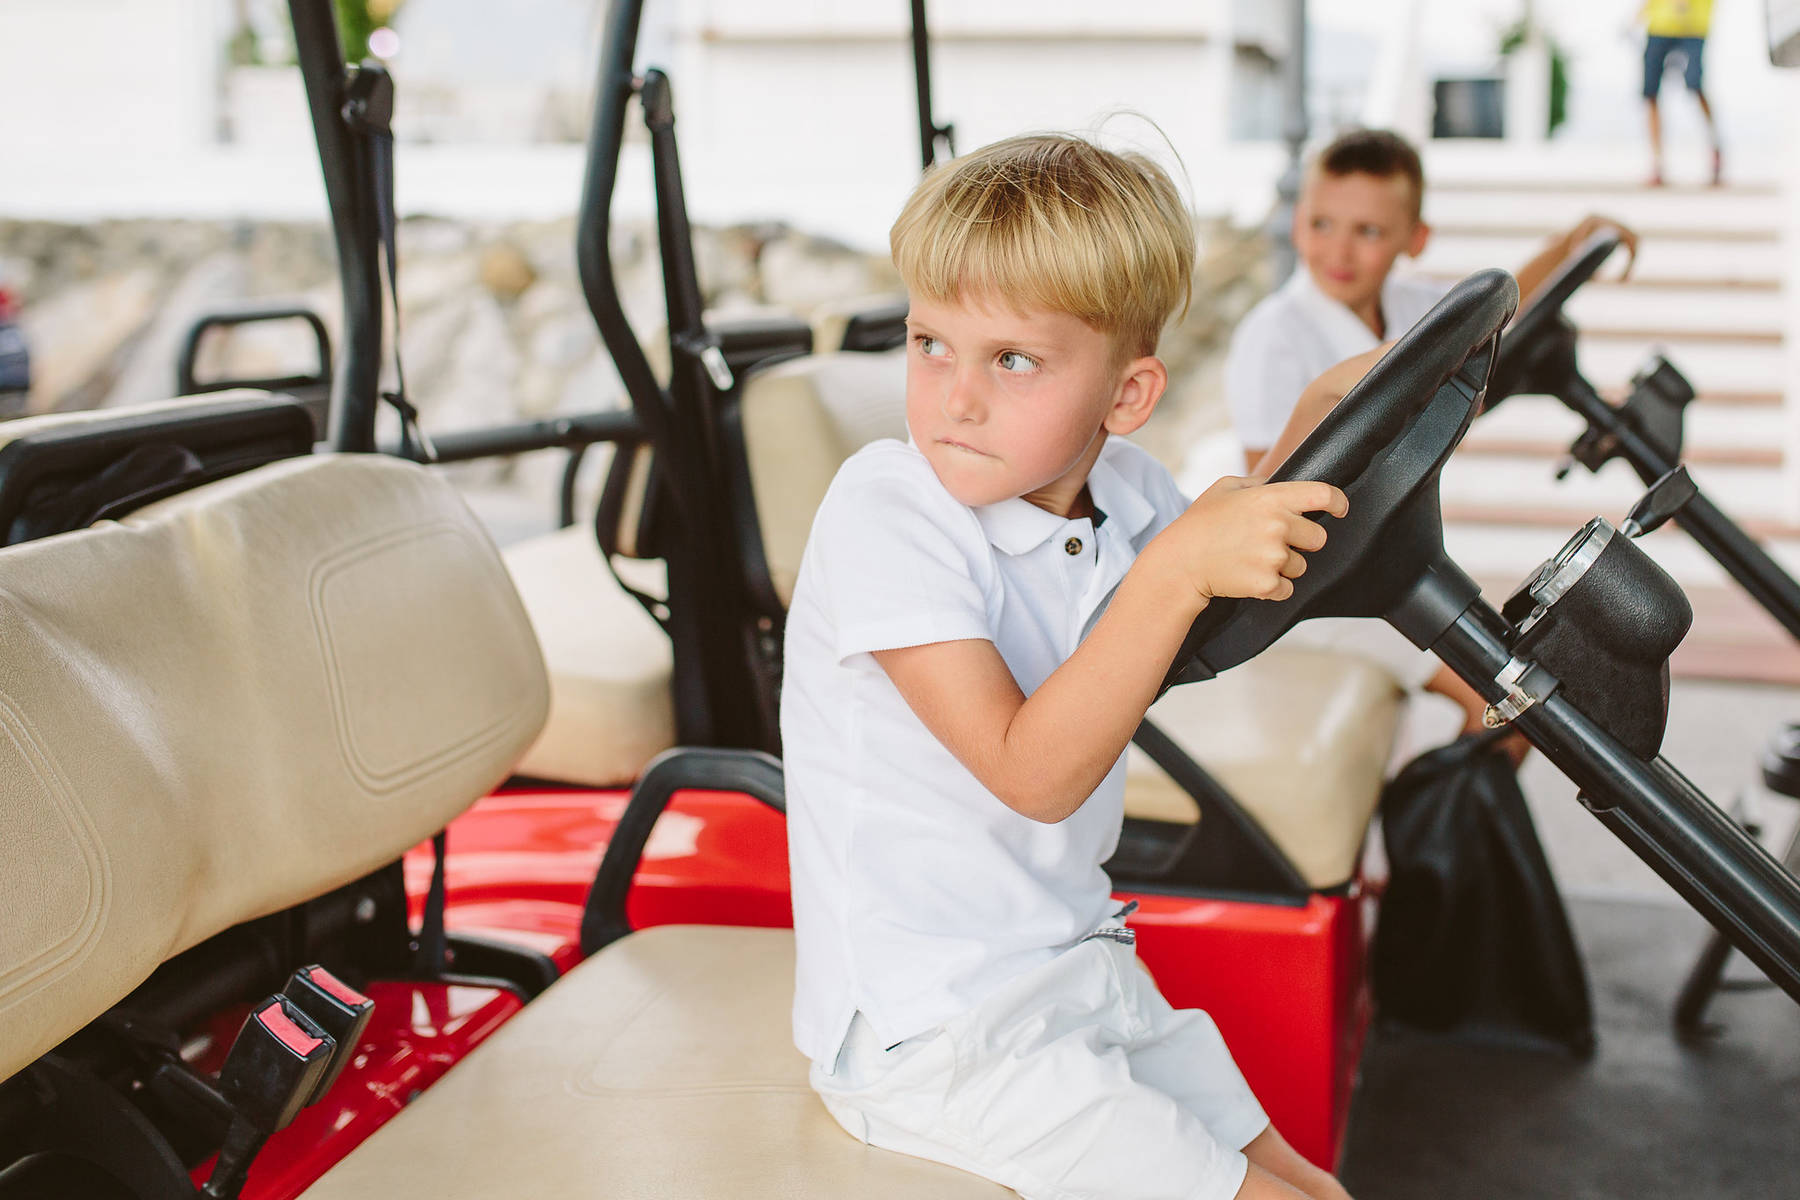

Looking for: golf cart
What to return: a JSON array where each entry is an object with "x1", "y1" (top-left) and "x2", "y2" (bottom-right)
[
  {"x1": 4, "y1": 3, "x2": 1800, "y2": 1198},
  {"x1": 181, "y1": 0, "x2": 1408, "y2": 1164}
]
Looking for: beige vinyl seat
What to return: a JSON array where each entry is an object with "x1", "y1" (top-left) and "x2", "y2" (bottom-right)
[
  {"x1": 0, "y1": 449, "x2": 1006, "y2": 1198},
  {"x1": 0, "y1": 454, "x2": 549, "y2": 1084},
  {"x1": 505, "y1": 347, "x2": 1403, "y2": 887},
  {"x1": 303, "y1": 925, "x2": 1007, "y2": 1197}
]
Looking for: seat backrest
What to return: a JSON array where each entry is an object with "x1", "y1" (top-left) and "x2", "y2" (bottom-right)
[
  {"x1": 0, "y1": 454, "x2": 549, "y2": 1082},
  {"x1": 0, "y1": 390, "x2": 316, "y2": 546},
  {"x1": 733, "y1": 349, "x2": 907, "y2": 608}
]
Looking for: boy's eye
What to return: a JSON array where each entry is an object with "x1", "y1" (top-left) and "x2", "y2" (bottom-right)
[
  {"x1": 914, "y1": 334, "x2": 948, "y2": 358},
  {"x1": 997, "y1": 350, "x2": 1039, "y2": 374},
  {"x1": 1356, "y1": 224, "x2": 1385, "y2": 239}
]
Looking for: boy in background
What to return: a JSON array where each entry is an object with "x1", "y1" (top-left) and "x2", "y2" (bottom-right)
[
  {"x1": 1212, "y1": 128, "x2": 1635, "y2": 731},
  {"x1": 1641, "y1": 0, "x2": 1722, "y2": 186}
]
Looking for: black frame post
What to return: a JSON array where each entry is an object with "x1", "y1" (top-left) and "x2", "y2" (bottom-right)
[
  {"x1": 288, "y1": 0, "x2": 382, "y2": 451},
  {"x1": 910, "y1": 0, "x2": 949, "y2": 168}
]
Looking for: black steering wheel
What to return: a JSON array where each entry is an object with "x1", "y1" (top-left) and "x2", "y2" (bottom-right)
[
  {"x1": 1167, "y1": 268, "x2": 1519, "y2": 684},
  {"x1": 1486, "y1": 230, "x2": 1622, "y2": 409}
]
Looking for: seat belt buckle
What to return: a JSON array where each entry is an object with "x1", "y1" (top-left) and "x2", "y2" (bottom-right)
[
  {"x1": 200, "y1": 997, "x2": 337, "y2": 1198},
  {"x1": 283, "y1": 966, "x2": 376, "y2": 1106},
  {"x1": 216, "y1": 996, "x2": 337, "y2": 1135}
]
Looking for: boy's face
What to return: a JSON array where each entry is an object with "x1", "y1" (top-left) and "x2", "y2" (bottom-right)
[
  {"x1": 903, "y1": 293, "x2": 1160, "y2": 515},
  {"x1": 1293, "y1": 170, "x2": 1430, "y2": 313}
]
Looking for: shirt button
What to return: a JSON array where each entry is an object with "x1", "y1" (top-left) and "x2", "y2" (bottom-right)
[{"x1": 1064, "y1": 536, "x2": 1083, "y2": 556}]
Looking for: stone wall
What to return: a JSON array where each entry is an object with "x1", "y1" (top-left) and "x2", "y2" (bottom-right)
[{"x1": 0, "y1": 215, "x2": 1266, "y2": 491}]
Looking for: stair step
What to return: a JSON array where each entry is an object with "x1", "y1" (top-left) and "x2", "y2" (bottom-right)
[
  {"x1": 1563, "y1": 286, "x2": 1785, "y2": 337},
  {"x1": 1431, "y1": 223, "x2": 1775, "y2": 244},
  {"x1": 1580, "y1": 326, "x2": 1784, "y2": 346},
  {"x1": 1430, "y1": 179, "x2": 1779, "y2": 197},
  {"x1": 1467, "y1": 394, "x2": 1788, "y2": 456},
  {"x1": 1458, "y1": 439, "x2": 1782, "y2": 469},
  {"x1": 1554, "y1": 277, "x2": 1780, "y2": 294},
  {"x1": 1408, "y1": 275, "x2": 1786, "y2": 335},
  {"x1": 1440, "y1": 452, "x2": 1787, "y2": 525},
  {"x1": 1570, "y1": 338, "x2": 1788, "y2": 394},
  {"x1": 1424, "y1": 188, "x2": 1784, "y2": 235},
  {"x1": 1446, "y1": 517, "x2": 1800, "y2": 592},
  {"x1": 1443, "y1": 498, "x2": 1800, "y2": 543},
  {"x1": 1418, "y1": 238, "x2": 1783, "y2": 285}
]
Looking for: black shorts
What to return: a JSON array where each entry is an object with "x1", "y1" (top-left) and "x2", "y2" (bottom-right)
[{"x1": 1644, "y1": 35, "x2": 1706, "y2": 98}]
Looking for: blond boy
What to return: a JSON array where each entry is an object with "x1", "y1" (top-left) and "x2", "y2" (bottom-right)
[{"x1": 782, "y1": 133, "x2": 1359, "y2": 1200}]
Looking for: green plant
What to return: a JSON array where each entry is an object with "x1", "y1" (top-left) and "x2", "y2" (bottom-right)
[
  {"x1": 333, "y1": 0, "x2": 403, "y2": 62},
  {"x1": 1499, "y1": 21, "x2": 1569, "y2": 137}
]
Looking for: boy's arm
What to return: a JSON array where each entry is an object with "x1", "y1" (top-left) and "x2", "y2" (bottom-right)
[
  {"x1": 875, "y1": 477, "x2": 1347, "y2": 824},
  {"x1": 1250, "y1": 342, "x2": 1394, "y2": 476},
  {"x1": 1514, "y1": 214, "x2": 1639, "y2": 309}
]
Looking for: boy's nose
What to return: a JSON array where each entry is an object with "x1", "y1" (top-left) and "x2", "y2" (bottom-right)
[{"x1": 942, "y1": 370, "x2": 984, "y2": 423}]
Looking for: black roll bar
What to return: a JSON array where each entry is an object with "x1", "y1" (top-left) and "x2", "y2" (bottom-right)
[
  {"x1": 380, "y1": 409, "x2": 642, "y2": 464},
  {"x1": 576, "y1": 1, "x2": 667, "y2": 456},
  {"x1": 574, "y1": 3, "x2": 771, "y2": 750},
  {"x1": 910, "y1": 0, "x2": 952, "y2": 168},
  {"x1": 289, "y1": 0, "x2": 382, "y2": 451},
  {"x1": 580, "y1": 747, "x2": 786, "y2": 954}
]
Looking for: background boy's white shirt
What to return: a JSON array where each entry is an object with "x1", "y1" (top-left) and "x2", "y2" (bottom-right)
[
  {"x1": 1200, "y1": 266, "x2": 1453, "y2": 695},
  {"x1": 1224, "y1": 268, "x2": 1452, "y2": 453},
  {"x1": 781, "y1": 435, "x2": 1191, "y2": 1067}
]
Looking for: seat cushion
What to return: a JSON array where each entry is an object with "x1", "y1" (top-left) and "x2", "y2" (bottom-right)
[
  {"x1": 0, "y1": 455, "x2": 548, "y2": 1081},
  {"x1": 503, "y1": 526, "x2": 676, "y2": 787},
  {"x1": 304, "y1": 925, "x2": 1008, "y2": 1198},
  {"x1": 1124, "y1": 649, "x2": 1404, "y2": 889}
]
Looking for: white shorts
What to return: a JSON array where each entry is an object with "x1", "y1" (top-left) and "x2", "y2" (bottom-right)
[{"x1": 811, "y1": 926, "x2": 1269, "y2": 1200}]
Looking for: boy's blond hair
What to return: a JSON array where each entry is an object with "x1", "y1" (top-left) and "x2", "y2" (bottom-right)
[{"x1": 890, "y1": 133, "x2": 1194, "y2": 361}]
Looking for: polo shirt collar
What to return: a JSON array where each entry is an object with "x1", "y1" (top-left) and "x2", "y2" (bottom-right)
[
  {"x1": 1289, "y1": 266, "x2": 1414, "y2": 358},
  {"x1": 972, "y1": 441, "x2": 1156, "y2": 557},
  {"x1": 974, "y1": 495, "x2": 1067, "y2": 556}
]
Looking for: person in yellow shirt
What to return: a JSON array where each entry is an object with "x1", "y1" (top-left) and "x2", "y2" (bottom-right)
[{"x1": 1641, "y1": 0, "x2": 1722, "y2": 185}]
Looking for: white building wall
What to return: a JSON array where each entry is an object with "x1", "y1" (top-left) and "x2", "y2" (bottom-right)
[
  {"x1": 0, "y1": 0, "x2": 221, "y2": 158},
  {"x1": 667, "y1": 0, "x2": 1242, "y2": 250}
]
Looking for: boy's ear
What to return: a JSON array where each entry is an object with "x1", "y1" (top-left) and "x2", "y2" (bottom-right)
[
  {"x1": 1104, "y1": 355, "x2": 1168, "y2": 436},
  {"x1": 1406, "y1": 219, "x2": 1432, "y2": 259}
]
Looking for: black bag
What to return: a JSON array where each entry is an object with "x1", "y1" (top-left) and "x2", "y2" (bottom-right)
[{"x1": 1372, "y1": 730, "x2": 1595, "y2": 1055}]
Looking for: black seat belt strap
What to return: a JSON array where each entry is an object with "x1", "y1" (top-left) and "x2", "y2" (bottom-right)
[
  {"x1": 415, "y1": 830, "x2": 450, "y2": 976},
  {"x1": 344, "y1": 64, "x2": 434, "y2": 462}
]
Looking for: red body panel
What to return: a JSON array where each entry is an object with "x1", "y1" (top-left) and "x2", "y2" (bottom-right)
[{"x1": 235, "y1": 785, "x2": 1368, "y2": 1194}]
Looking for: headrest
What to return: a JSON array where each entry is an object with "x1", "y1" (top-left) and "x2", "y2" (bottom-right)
[
  {"x1": 0, "y1": 454, "x2": 549, "y2": 1081},
  {"x1": 0, "y1": 391, "x2": 315, "y2": 545},
  {"x1": 739, "y1": 350, "x2": 906, "y2": 605}
]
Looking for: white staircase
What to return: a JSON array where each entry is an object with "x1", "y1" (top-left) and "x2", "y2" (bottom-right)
[{"x1": 1412, "y1": 165, "x2": 1798, "y2": 682}]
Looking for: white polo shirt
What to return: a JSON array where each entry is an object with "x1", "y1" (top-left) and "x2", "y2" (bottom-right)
[
  {"x1": 1224, "y1": 267, "x2": 1451, "y2": 453},
  {"x1": 782, "y1": 435, "x2": 1190, "y2": 1066}
]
